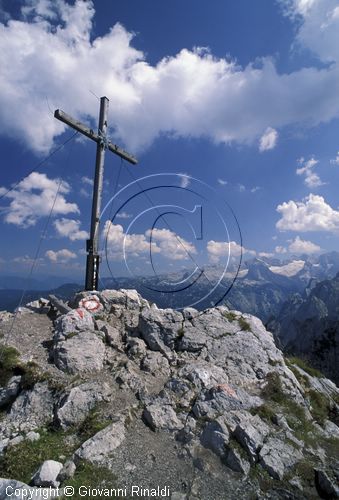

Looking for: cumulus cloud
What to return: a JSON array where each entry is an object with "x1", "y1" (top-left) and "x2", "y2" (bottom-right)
[
  {"x1": 45, "y1": 248, "x2": 77, "y2": 263},
  {"x1": 217, "y1": 179, "x2": 228, "y2": 186},
  {"x1": 296, "y1": 156, "x2": 324, "y2": 188},
  {"x1": 259, "y1": 127, "x2": 278, "y2": 152},
  {"x1": 0, "y1": 0, "x2": 339, "y2": 154},
  {"x1": 207, "y1": 240, "x2": 255, "y2": 264},
  {"x1": 103, "y1": 222, "x2": 196, "y2": 261},
  {"x1": 54, "y1": 218, "x2": 88, "y2": 240},
  {"x1": 275, "y1": 245, "x2": 288, "y2": 254},
  {"x1": 282, "y1": 0, "x2": 339, "y2": 62},
  {"x1": 288, "y1": 235, "x2": 322, "y2": 253},
  {"x1": 116, "y1": 211, "x2": 132, "y2": 219},
  {"x1": 146, "y1": 227, "x2": 197, "y2": 261},
  {"x1": 274, "y1": 235, "x2": 322, "y2": 254},
  {"x1": 330, "y1": 152, "x2": 339, "y2": 166},
  {"x1": 276, "y1": 193, "x2": 339, "y2": 232},
  {"x1": 0, "y1": 172, "x2": 79, "y2": 227}
]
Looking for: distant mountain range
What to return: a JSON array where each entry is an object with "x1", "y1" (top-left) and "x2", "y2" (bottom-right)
[{"x1": 1, "y1": 252, "x2": 339, "y2": 382}]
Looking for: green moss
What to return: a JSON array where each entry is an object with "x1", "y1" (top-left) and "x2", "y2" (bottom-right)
[
  {"x1": 238, "y1": 317, "x2": 251, "y2": 332},
  {"x1": 0, "y1": 428, "x2": 76, "y2": 484},
  {"x1": 286, "y1": 357, "x2": 323, "y2": 378},
  {"x1": 0, "y1": 345, "x2": 20, "y2": 386},
  {"x1": 223, "y1": 311, "x2": 238, "y2": 322},
  {"x1": 64, "y1": 461, "x2": 120, "y2": 500}
]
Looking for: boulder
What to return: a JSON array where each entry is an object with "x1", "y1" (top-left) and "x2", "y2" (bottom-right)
[
  {"x1": 56, "y1": 381, "x2": 112, "y2": 429},
  {"x1": 143, "y1": 400, "x2": 184, "y2": 432},
  {"x1": 75, "y1": 418, "x2": 126, "y2": 464},
  {"x1": 54, "y1": 331, "x2": 105, "y2": 374},
  {"x1": 259, "y1": 437, "x2": 303, "y2": 480},
  {"x1": 233, "y1": 414, "x2": 270, "y2": 463},
  {"x1": 7, "y1": 382, "x2": 54, "y2": 432},
  {"x1": 31, "y1": 460, "x2": 63, "y2": 488},
  {"x1": 200, "y1": 417, "x2": 230, "y2": 458},
  {"x1": 57, "y1": 460, "x2": 76, "y2": 482},
  {"x1": 0, "y1": 479, "x2": 60, "y2": 499},
  {"x1": 54, "y1": 308, "x2": 94, "y2": 340},
  {"x1": 315, "y1": 469, "x2": 339, "y2": 498},
  {"x1": 141, "y1": 352, "x2": 170, "y2": 377},
  {"x1": 224, "y1": 446, "x2": 251, "y2": 474},
  {"x1": 0, "y1": 376, "x2": 21, "y2": 409},
  {"x1": 96, "y1": 321, "x2": 123, "y2": 350},
  {"x1": 139, "y1": 308, "x2": 183, "y2": 352}
]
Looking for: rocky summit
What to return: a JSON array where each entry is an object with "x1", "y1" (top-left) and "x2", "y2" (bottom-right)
[{"x1": 0, "y1": 290, "x2": 338, "y2": 500}]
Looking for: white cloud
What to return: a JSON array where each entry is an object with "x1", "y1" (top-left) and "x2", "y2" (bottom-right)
[
  {"x1": 275, "y1": 245, "x2": 288, "y2": 254},
  {"x1": 276, "y1": 193, "x2": 339, "y2": 232},
  {"x1": 288, "y1": 235, "x2": 322, "y2": 253},
  {"x1": 296, "y1": 156, "x2": 324, "y2": 188},
  {"x1": 259, "y1": 127, "x2": 278, "y2": 152},
  {"x1": 282, "y1": 0, "x2": 339, "y2": 63},
  {"x1": 45, "y1": 248, "x2": 77, "y2": 263},
  {"x1": 146, "y1": 227, "x2": 197, "y2": 261},
  {"x1": 330, "y1": 151, "x2": 339, "y2": 166},
  {"x1": 0, "y1": 172, "x2": 79, "y2": 227},
  {"x1": 207, "y1": 240, "x2": 255, "y2": 264},
  {"x1": 81, "y1": 176, "x2": 93, "y2": 186},
  {"x1": 116, "y1": 211, "x2": 132, "y2": 219},
  {"x1": 251, "y1": 186, "x2": 261, "y2": 193},
  {"x1": 258, "y1": 252, "x2": 274, "y2": 258},
  {"x1": 54, "y1": 218, "x2": 88, "y2": 241},
  {"x1": 178, "y1": 173, "x2": 190, "y2": 189},
  {"x1": 238, "y1": 184, "x2": 246, "y2": 193},
  {"x1": 0, "y1": 1, "x2": 339, "y2": 154},
  {"x1": 103, "y1": 222, "x2": 196, "y2": 261},
  {"x1": 217, "y1": 179, "x2": 228, "y2": 186}
]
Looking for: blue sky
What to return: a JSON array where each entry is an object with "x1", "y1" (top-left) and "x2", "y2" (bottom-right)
[{"x1": 0, "y1": 0, "x2": 339, "y2": 281}]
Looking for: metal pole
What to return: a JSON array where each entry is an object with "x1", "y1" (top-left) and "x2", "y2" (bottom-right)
[{"x1": 85, "y1": 96, "x2": 109, "y2": 291}]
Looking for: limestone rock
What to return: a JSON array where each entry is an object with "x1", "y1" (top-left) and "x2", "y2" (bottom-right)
[
  {"x1": 143, "y1": 400, "x2": 184, "y2": 432},
  {"x1": 57, "y1": 460, "x2": 76, "y2": 482},
  {"x1": 141, "y1": 351, "x2": 170, "y2": 377},
  {"x1": 234, "y1": 414, "x2": 270, "y2": 463},
  {"x1": 0, "y1": 376, "x2": 21, "y2": 409},
  {"x1": 96, "y1": 321, "x2": 123, "y2": 349},
  {"x1": 127, "y1": 337, "x2": 148, "y2": 359},
  {"x1": 54, "y1": 331, "x2": 105, "y2": 374},
  {"x1": 224, "y1": 446, "x2": 251, "y2": 475},
  {"x1": 7, "y1": 382, "x2": 54, "y2": 432},
  {"x1": 139, "y1": 307, "x2": 183, "y2": 352},
  {"x1": 75, "y1": 418, "x2": 126, "y2": 464},
  {"x1": 200, "y1": 418, "x2": 230, "y2": 458},
  {"x1": 0, "y1": 479, "x2": 61, "y2": 499},
  {"x1": 54, "y1": 308, "x2": 94, "y2": 341},
  {"x1": 259, "y1": 437, "x2": 303, "y2": 480},
  {"x1": 315, "y1": 469, "x2": 339, "y2": 498},
  {"x1": 56, "y1": 381, "x2": 112, "y2": 429},
  {"x1": 32, "y1": 460, "x2": 63, "y2": 488}
]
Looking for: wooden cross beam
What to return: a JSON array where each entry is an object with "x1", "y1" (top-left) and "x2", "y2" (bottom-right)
[{"x1": 54, "y1": 96, "x2": 138, "y2": 291}]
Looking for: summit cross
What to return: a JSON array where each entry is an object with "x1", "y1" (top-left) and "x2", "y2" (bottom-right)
[{"x1": 54, "y1": 96, "x2": 138, "y2": 291}]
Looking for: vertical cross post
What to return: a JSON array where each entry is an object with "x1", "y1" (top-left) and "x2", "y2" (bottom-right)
[
  {"x1": 54, "y1": 98, "x2": 137, "y2": 291},
  {"x1": 85, "y1": 96, "x2": 109, "y2": 291}
]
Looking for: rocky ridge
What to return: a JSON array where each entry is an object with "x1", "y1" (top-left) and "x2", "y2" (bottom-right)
[{"x1": 0, "y1": 289, "x2": 338, "y2": 499}]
